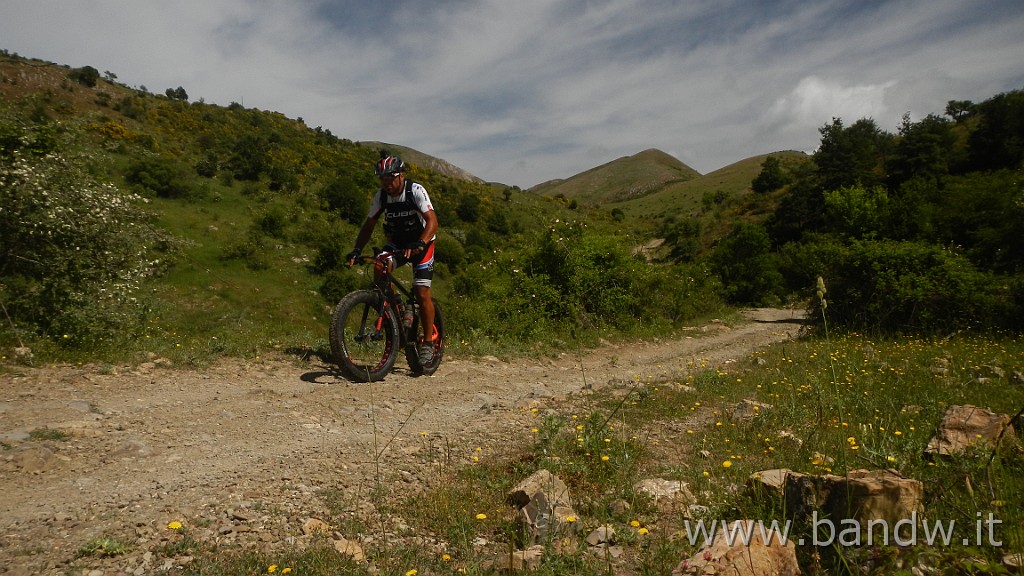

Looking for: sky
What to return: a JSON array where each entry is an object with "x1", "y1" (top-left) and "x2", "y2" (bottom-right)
[{"x1": 2, "y1": 1, "x2": 1023, "y2": 189}]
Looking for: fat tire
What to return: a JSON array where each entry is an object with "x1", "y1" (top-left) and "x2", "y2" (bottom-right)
[
  {"x1": 329, "y1": 290, "x2": 400, "y2": 382},
  {"x1": 405, "y1": 298, "x2": 445, "y2": 376}
]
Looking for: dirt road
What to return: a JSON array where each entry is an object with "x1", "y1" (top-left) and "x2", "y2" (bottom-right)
[{"x1": 0, "y1": 308, "x2": 806, "y2": 574}]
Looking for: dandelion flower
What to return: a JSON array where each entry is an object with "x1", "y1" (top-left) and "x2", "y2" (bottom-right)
[
  {"x1": 601, "y1": 455, "x2": 610, "y2": 462},
  {"x1": 268, "y1": 566, "x2": 278, "y2": 574},
  {"x1": 630, "y1": 520, "x2": 641, "y2": 527},
  {"x1": 441, "y1": 553, "x2": 452, "y2": 561},
  {"x1": 405, "y1": 570, "x2": 418, "y2": 576},
  {"x1": 282, "y1": 570, "x2": 292, "y2": 575},
  {"x1": 638, "y1": 527, "x2": 650, "y2": 535},
  {"x1": 167, "y1": 521, "x2": 182, "y2": 530},
  {"x1": 565, "y1": 516, "x2": 577, "y2": 523},
  {"x1": 722, "y1": 460, "x2": 733, "y2": 468},
  {"x1": 476, "y1": 513, "x2": 487, "y2": 520}
]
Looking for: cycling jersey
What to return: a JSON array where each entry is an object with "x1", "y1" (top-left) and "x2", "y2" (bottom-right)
[{"x1": 367, "y1": 180, "x2": 436, "y2": 246}]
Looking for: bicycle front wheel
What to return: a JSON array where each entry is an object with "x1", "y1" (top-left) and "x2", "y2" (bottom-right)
[{"x1": 329, "y1": 290, "x2": 400, "y2": 382}]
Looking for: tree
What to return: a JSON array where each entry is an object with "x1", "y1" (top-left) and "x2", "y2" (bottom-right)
[
  {"x1": 1, "y1": 148, "x2": 170, "y2": 341},
  {"x1": 965, "y1": 89, "x2": 1024, "y2": 172},
  {"x1": 456, "y1": 194, "x2": 481, "y2": 223},
  {"x1": 814, "y1": 117, "x2": 892, "y2": 191},
  {"x1": 165, "y1": 86, "x2": 189, "y2": 101},
  {"x1": 710, "y1": 223, "x2": 783, "y2": 305},
  {"x1": 945, "y1": 100, "x2": 974, "y2": 123},
  {"x1": 887, "y1": 113, "x2": 955, "y2": 188},
  {"x1": 229, "y1": 135, "x2": 268, "y2": 181},
  {"x1": 823, "y1": 185, "x2": 890, "y2": 239},
  {"x1": 67, "y1": 66, "x2": 99, "y2": 87},
  {"x1": 752, "y1": 155, "x2": 790, "y2": 193},
  {"x1": 663, "y1": 217, "x2": 702, "y2": 262},
  {"x1": 320, "y1": 176, "x2": 368, "y2": 225}
]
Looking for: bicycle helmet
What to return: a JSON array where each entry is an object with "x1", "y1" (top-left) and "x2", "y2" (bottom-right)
[{"x1": 374, "y1": 152, "x2": 406, "y2": 176}]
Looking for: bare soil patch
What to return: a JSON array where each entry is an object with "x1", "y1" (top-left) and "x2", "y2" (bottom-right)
[{"x1": 0, "y1": 308, "x2": 806, "y2": 574}]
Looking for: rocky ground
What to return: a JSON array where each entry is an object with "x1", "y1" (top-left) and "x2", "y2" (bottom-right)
[{"x1": 0, "y1": 308, "x2": 807, "y2": 575}]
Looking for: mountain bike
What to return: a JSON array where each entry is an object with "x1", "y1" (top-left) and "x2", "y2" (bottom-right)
[{"x1": 329, "y1": 249, "x2": 445, "y2": 382}]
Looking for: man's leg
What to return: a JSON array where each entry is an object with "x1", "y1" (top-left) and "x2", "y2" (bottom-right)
[{"x1": 416, "y1": 285, "x2": 435, "y2": 341}]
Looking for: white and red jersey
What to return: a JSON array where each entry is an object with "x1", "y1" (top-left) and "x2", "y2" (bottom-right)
[{"x1": 367, "y1": 180, "x2": 435, "y2": 245}]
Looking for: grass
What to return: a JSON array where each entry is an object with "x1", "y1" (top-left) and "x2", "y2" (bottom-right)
[{"x1": 163, "y1": 330, "x2": 1023, "y2": 575}]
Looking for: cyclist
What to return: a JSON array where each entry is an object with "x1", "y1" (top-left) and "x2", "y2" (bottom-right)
[{"x1": 347, "y1": 152, "x2": 439, "y2": 366}]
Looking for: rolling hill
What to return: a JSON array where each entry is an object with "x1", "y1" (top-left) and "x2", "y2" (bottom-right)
[
  {"x1": 611, "y1": 150, "x2": 809, "y2": 220},
  {"x1": 358, "y1": 141, "x2": 485, "y2": 184},
  {"x1": 530, "y1": 148, "x2": 701, "y2": 205}
]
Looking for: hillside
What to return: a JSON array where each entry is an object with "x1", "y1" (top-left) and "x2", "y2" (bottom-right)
[
  {"x1": 530, "y1": 148, "x2": 701, "y2": 206},
  {"x1": 358, "y1": 141, "x2": 485, "y2": 184},
  {"x1": 613, "y1": 150, "x2": 809, "y2": 220}
]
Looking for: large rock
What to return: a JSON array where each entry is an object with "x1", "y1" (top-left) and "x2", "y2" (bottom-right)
[
  {"x1": 785, "y1": 469, "x2": 924, "y2": 530},
  {"x1": 925, "y1": 405, "x2": 1017, "y2": 456},
  {"x1": 483, "y1": 545, "x2": 544, "y2": 573},
  {"x1": 747, "y1": 468, "x2": 793, "y2": 497},
  {"x1": 634, "y1": 478, "x2": 695, "y2": 516},
  {"x1": 673, "y1": 520, "x2": 800, "y2": 576},
  {"x1": 507, "y1": 470, "x2": 579, "y2": 546}
]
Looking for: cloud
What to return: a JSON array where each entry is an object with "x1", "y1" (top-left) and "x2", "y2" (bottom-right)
[
  {"x1": 768, "y1": 76, "x2": 897, "y2": 146},
  {"x1": 3, "y1": 0, "x2": 1023, "y2": 187}
]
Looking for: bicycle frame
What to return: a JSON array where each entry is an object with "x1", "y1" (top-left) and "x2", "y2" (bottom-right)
[
  {"x1": 331, "y1": 248, "x2": 444, "y2": 380},
  {"x1": 357, "y1": 250, "x2": 418, "y2": 346}
]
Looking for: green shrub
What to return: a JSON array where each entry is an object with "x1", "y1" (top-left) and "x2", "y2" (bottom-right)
[
  {"x1": 432, "y1": 233, "x2": 467, "y2": 271},
  {"x1": 0, "y1": 149, "x2": 171, "y2": 344},
  {"x1": 125, "y1": 156, "x2": 194, "y2": 199},
  {"x1": 805, "y1": 239, "x2": 1015, "y2": 332},
  {"x1": 318, "y1": 175, "x2": 367, "y2": 226},
  {"x1": 710, "y1": 223, "x2": 784, "y2": 306},
  {"x1": 318, "y1": 268, "x2": 365, "y2": 305}
]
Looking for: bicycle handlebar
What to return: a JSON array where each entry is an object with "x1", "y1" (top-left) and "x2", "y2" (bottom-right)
[{"x1": 349, "y1": 246, "x2": 424, "y2": 267}]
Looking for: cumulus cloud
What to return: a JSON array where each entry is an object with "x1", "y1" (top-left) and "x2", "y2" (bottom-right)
[{"x1": 766, "y1": 76, "x2": 897, "y2": 149}]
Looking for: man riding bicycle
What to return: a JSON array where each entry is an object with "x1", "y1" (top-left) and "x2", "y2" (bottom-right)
[{"x1": 346, "y1": 152, "x2": 439, "y2": 366}]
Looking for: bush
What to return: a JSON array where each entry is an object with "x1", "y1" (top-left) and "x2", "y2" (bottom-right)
[
  {"x1": 318, "y1": 268, "x2": 365, "y2": 305},
  {"x1": 805, "y1": 239, "x2": 1015, "y2": 332},
  {"x1": 0, "y1": 150, "x2": 170, "y2": 343},
  {"x1": 319, "y1": 175, "x2": 368, "y2": 226},
  {"x1": 710, "y1": 223, "x2": 783, "y2": 305},
  {"x1": 67, "y1": 66, "x2": 100, "y2": 88},
  {"x1": 125, "y1": 156, "x2": 193, "y2": 199},
  {"x1": 432, "y1": 233, "x2": 467, "y2": 271}
]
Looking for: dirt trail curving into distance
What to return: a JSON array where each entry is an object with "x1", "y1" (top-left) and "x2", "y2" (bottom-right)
[{"x1": 0, "y1": 308, "x2": 806, "y2": 574}]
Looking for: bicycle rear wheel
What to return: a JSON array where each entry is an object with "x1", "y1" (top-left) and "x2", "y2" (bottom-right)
[
  {"x1": 329, "y1": 290, "x2": 400, "y2": 382},
  {"x1": 405, "y1": 298, "x2": 445, "y2": 376}
]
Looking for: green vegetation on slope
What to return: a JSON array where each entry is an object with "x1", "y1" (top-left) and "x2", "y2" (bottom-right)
[
  {"x1": 2, "y1": 49, "x2": 1023, "y2": 367},
  {"x1": 0, "y1": 52, "x2": 724, "y2": 365}
]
